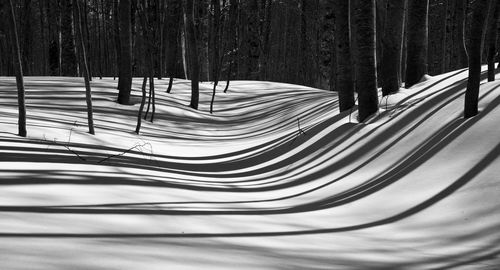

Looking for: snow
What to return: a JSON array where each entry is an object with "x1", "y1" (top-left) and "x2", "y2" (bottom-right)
[{"x1": 1, "y1": 67, "x2": 500, "y2": 269}]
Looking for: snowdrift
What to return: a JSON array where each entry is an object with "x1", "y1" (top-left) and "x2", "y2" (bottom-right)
[{"x1": 0, "y1": 68, "x2": 499, "y2": 269}]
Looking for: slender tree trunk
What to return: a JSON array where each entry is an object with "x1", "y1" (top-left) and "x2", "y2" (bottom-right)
[
  {"x1": 464, "y1": 0, "x2": 491, "y2": 118},
  {"x1": 487, "y1": 2, "x2": 500, "y2": 81},
  {"x1": 184, "y1": 0, "x2": 199, "y2": 109},
  {"x1": 210, "y1": 0, "x2": 221, "y2": 114},
  {"x1": 405, "y1": 0, "x2": 429, "y2": 88},
  {"x1": 224, "y1": 0, "x2": 238, "y2": 93},
  {"x1": 73, "y1": 0, "x2": 95, "y2": 135},
  {"x1": 353, "y1": 0, "x2": 378, "y2": 121},
  {"x1": 381, "y1": 0, "x2": 406, "y2": 95},
  {"x1": 135, "y1": 77, "x2": 148, "y2": 134},
  {"x1": 333, "y1": 0, "x2": 355, "y2": 112},
  {"x1": 113, "y1": 0, "x2": 121, "y2": 80},
  {"x1": 117, "y1": 0, "x2": 133, "y2": 104},
  {"x1": 166, "y1": 0, "x2": 181, "y2": 93},
  {"x1": 7, "y1": 0, "x2": 27, "y2": 137},
  {"x1": 455, "y1": 0, "x2": 468, "y2": 69},
  {"x1": 61, "y1": 0, "x2": 77, "y2": 76}
]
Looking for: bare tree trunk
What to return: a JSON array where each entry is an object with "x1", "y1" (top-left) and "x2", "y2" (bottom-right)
[
  {"x1": 73, "y1": 0, "x2": 95, "y2": 135},
  {"x1": 7, "y1": 0, "x2": 27, "y2": 137},
  {"x1": 210, "y1": 0, "x2": 221, "y2": 114},
  {"x1": 464, "y1": 0, "x2": 492, "y2": 118},
  {"x1": 381, "y1": 0, "x2": 406, "y2": 95},
  {"x1": 333, "y1": 0, "x2": 355, "y2": 112},
  {"x1": 61, "y1": 0, "x2": 77, "y2": 76},
  {"x1": 117, "y1": 0, "x2": 133, "y2": 104},
  {"x1": 353, "y1": 0, "x2": 378, "y2": 121},
  {"x1": 455, "y1": 0, "x2": 468, "y2": 69},
  {"x1": 224, "y1": 0, "x2": 238, "y2": 93},
  {"x1": 135, "y1": 77, "x2": 148, "y2": 134},
  {"x1": 184, "y1": 0, "x2": 199, "y2": 110},
  {"x1": 405, "y1": 0, "x2": 429, "y2": 88},
  {"x1": 487, "y1": 2, "x2": 500, "y2": 81}
]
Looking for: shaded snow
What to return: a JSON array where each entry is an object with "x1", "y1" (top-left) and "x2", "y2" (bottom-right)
[{"x1": 0, "y1": 67, "x2": 500, "y2": 269}]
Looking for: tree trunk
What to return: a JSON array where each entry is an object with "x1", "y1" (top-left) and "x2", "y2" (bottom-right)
[
  {"x1": 464, "y1": 0, "x2": 491, "y2": 118},
  {"x1": 184, "y1": 0, "x2": 199, "y2": 109},
  {"x1": 455, "y1": 0, "x2": 468, "y2": 69},
  {"x1": 405, "y1": 0, "x2": 429, "y2": 88},
  {"x1": 117, "y1": 0, "x2": 133, "y2": 105},
  {"x1": 246, "y1": 0, "x2": 260, "y2": 80},
  {"x1": 7, "y1": 0, "x2": 27, "y2": 137},
  {"x1": 224, "y1": 0, "x2": 238, "y2": 93},
  {"x1": 487, "y1": 2, "x2": 500, "y2": 81},
  {"x1": 210, "y1": 0, "x2": 221, "y2": 114},
  {"x1": 73, "y1": 0, "x2": 95, "y2": 135},
  {"x1": 165, "y1": 0, "x2": 181, "y2": 93},
  {"x1": 381, "y1": 0, "x2": 406, "y2": 95},
  {"x1": 353, "y1": 0, "x2": 378, "y2": 121},
  {"x1": 61, "y1": 0, "x2": 77, "y2": 76},
  {"x1": 333, "y1": 0, "x2": 355, "y2": 112},
  {"x1": 135, "y1": 77, "x2": 148, "y2": 134}
]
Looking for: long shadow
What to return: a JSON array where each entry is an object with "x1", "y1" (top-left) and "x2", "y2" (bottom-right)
[{"x1": 0, "y1": 138, "x2": 497, "y2": 238}]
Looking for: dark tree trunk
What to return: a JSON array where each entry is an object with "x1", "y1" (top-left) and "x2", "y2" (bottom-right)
[
  {"x1": 73, "y1": 0, "x2": 95, "y2": 135},
  {"x1": 353, "y1": 0, "x2": 378, "y2": 121},
  {"x1": 61, "y1": 0, "x2": 77, "y2": 76},
  {"x1": 333, "y1": 0, "x2": 355, "y2": 112},
  {"x1": 135, "y1": 77, "x2": 148, "y2": 134},
  {"x1": 184, "y1": 0, "x2": 199, "y2": 110},
  {"x1": 455, "y1": 0, "x2": 468, "y2": 69},
  {"x1": 166, "y1": 0, "x2": 181, "y2": 93},
  {"x1": 464, "y1": 0, "x2": 491, "y2": 118},
  {"x1": 113, "y1": 0, "x2": 121, "y2": 80},
  {"x1": 210, "y1": 0, "x2": 221, "y2": 114},
  {"x1": 224, "y1": 0, "x2": 238, "y2": 93},
  {"x1": 246, "y1": 0, "x2": 260, "y2": 80},
  {"x1": 487, "y1": 2, "x2": 500, "y2": 82},
  {"x1": 381, "y1": 0, "x2": 406, "y2": 95},
  {"x1": 117, "y1": 0, "x2": 133, "y2": 105},
  {"x1": 7, "y1": 0, "x2": 27, "y2": 137},
  {"x1": 405, "y1": 0, "x2": 429, "y2": 88}
]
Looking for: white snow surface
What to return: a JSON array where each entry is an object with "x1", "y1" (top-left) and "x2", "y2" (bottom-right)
[{"x1": 1, "y1": 68, "x2": 500, "y2": 269}]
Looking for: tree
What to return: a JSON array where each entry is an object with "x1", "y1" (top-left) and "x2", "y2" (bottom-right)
[
  {"x1": 380, "y1": 0, "x2": 406, "y2": 95},
  {"x1": 333, "y1": 0, "x2": 355, "y2": 112},
  {"x1": 184, "y1": 0, "x2": 200, "y2": 109},
  {"x1": 165, "y1": 0, "x2": 182, "y2": 93},
  {"x1": 224, "y1": 0, "x2": 238, "y2": 93},
  {"x1": 117, "y1": 0, "x2": 133, "y2": 105},
  {"x1": 352, "y1": 0, "x2": 379, "y2": 121},
  {"x1": 61, "y1": 0, "x2": 77, "y2": 76},
  {"x1": 73, "y1": 0, "x2": 95, "y2": 134},
  {"x1": 6, "y1": 0, "x2": 27, "y2": 137},
  {"x1": 135, "y1": 77, "x2": 148, "y2": 134},
  {"x1": 454, "y1": 0, "x2": 468, "y2": 69},
  {"x1": 209, "y1": 0, "x2": 221, "y2": 114},
  {"x1": 405, "y1": 0, "x2": 429, "y2": 88},
  {"x1": 464, "y1": 0, "x2": 492, "y2": 118},
  {"x1": 487, "y1": 1, "x2": 500, "y2": 82}
]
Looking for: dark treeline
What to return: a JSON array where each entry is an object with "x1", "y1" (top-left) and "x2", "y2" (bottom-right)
[
  {"x1": 1, "y1": 0, "x2": 499, "y2": 137},
  {"x1": 0, "y1": 0, "x2": 497, "y2": 88}
]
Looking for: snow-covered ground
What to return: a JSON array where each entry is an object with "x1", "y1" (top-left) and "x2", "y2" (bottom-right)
[{"x1": 1, "y1": 67, "x2": 499, "y2": 269}]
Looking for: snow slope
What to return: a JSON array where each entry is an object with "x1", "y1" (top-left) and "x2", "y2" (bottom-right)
[{"x1": 0, "y1": 68, "x2": 500, "y2": 269}]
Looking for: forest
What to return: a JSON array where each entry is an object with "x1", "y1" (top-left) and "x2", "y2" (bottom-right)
[
  {"x1": 2, "y1": 0, "x2": 499, "y2": 133},
  {"x1": 1, "y1": 0, "x2": 500, "y2": 269}
]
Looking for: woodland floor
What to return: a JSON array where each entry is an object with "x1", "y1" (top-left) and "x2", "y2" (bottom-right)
[{"x1": 1, "y1": 67, "x2": 500, "y2": 269}]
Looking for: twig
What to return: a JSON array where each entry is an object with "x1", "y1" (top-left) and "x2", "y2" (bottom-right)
[
  {"x1": 97, "y1": 142, "x2": 150, "y2": 164},
  {"x1": 290, "y1": 118, "x2": 307, "y2": 146}
]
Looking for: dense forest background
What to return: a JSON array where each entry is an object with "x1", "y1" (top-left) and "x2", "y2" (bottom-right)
[
  {"x1": 0, "y1": 0, "x2": 495, "y2": 89},
  {"x1": 1, "y1": 0, "x2": 499, "y2": 136}
]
